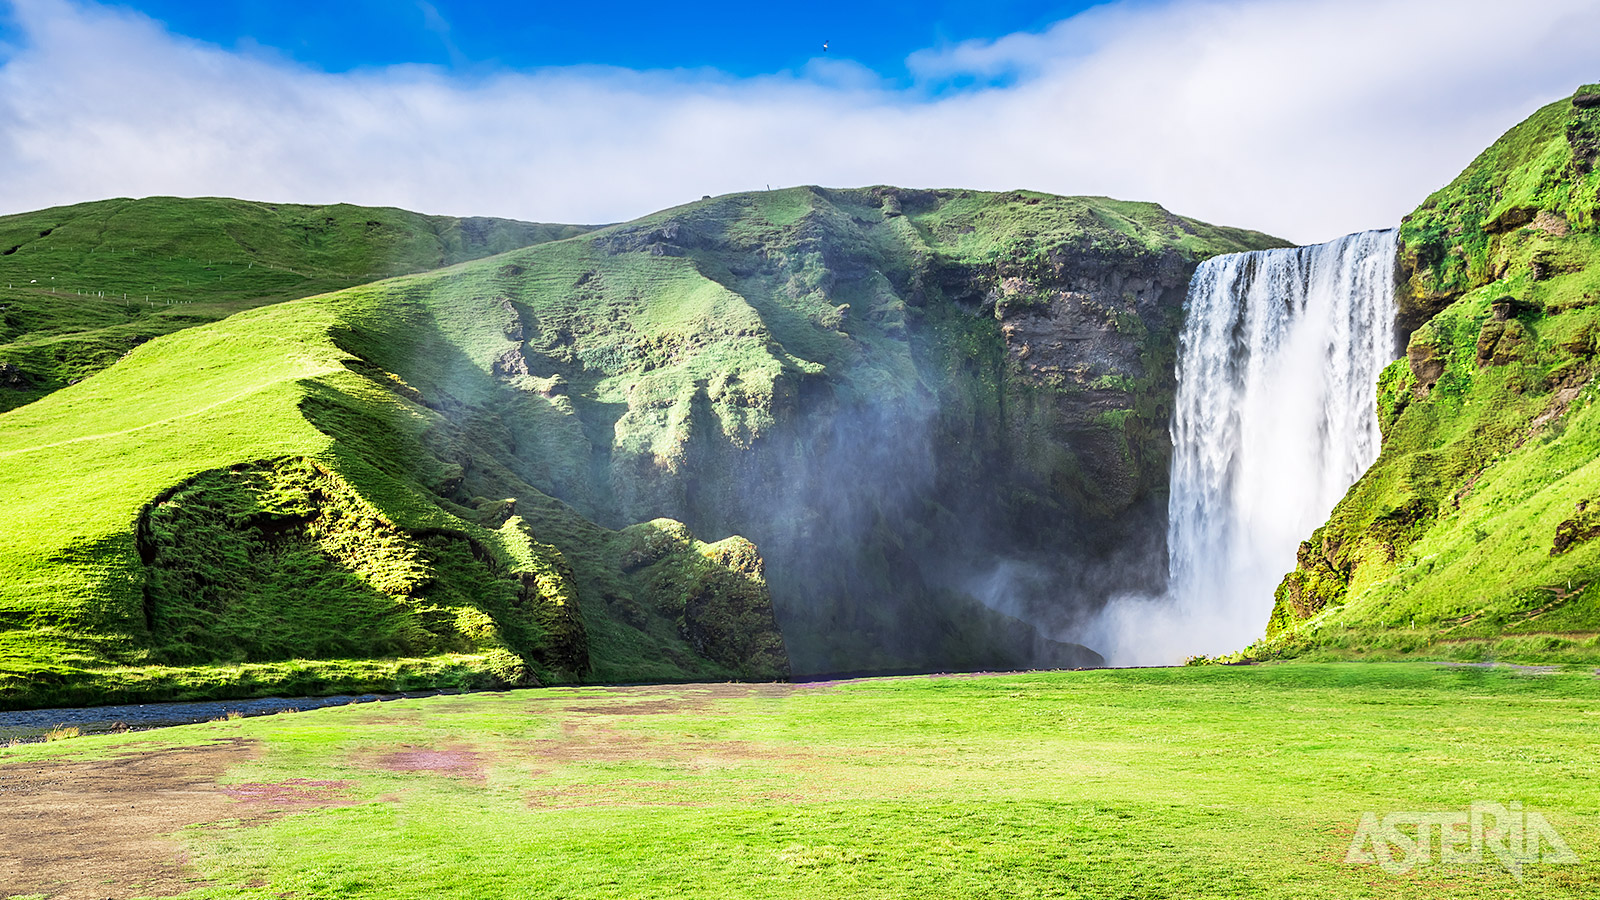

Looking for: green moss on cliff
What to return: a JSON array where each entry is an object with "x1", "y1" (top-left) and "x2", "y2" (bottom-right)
[
  {"x1": 1397, "y1": 87, "x2": 1600, "y2": 329},
  {"x1": 0, "y1": 183, "x2": 1282, "y2": 703},
  {"x1": 616, "y1": 520, "x2": 788, "y2": 680},
  {"x1": 1259, "y1": 85, "x2": 1600, "y2": 663},
  {"x1": 0, "y1": 244, "x2": 785, "y2": 708}
]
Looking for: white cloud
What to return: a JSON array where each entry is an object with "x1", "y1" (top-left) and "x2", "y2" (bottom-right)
[{"x1": 1, "y1": 0, "x2": 1597, "y2": 242}]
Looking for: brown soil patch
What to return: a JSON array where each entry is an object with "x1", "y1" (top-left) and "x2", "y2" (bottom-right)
[{"x1": 0, "y1": 738, "x2": 261, "y2": 900}]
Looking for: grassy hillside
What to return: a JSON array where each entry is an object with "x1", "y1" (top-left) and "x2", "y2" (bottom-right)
[
  {"x1": 314, "y1": 185, "x2": 1280, "y2": 673},
  {"x1": 0, "y1": 197, "x2": 590, "y2": 410},
  {"x1": 0, "y1": 186, "x2": 1280, "y2": 707},
  {"x1": 1253, "y1": 84, "x2": 1600, "y2": 663},
  {"x1": 5, "y1": 664, "x2": 1597, "y2": 898},
  {"x1": 497, "y1": 186, "x2": 1280, "y2": 672},
  {"x1": 0, "y1": 252, "x2": 789, "y2": 710}
]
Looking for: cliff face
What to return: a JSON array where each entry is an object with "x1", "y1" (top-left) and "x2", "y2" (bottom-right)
[
  {"x1": 451, "y1": 188, "x2": 1280, "y2": 673},
  {"x1": 0, "y1": 186, "x2": 1282, "y2": 707},
  {"x1": 1261, "y1": 85, "x2": 1600, "y2": 662}
]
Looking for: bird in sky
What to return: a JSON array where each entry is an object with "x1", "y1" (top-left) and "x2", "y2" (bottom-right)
[{"x1": 822, "y1": 40, "x2": 830, "y2": 53}]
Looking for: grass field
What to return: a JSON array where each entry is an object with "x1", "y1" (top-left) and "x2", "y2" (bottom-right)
[{"x1": 3, "y1": 662, "x2": 1596, "y2": 898}]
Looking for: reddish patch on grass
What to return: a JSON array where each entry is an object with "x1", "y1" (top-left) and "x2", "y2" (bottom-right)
[
  {"x1": 221, "y1": 777, "x2": 355, "y2": 809},
  {"x1": 375, "y1": 744, "x2": 485, "y2": 781}
]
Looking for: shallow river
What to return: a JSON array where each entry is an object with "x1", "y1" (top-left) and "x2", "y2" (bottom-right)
[{"x1": 0, "y1": 691, "x2": 458, "y2": 743}]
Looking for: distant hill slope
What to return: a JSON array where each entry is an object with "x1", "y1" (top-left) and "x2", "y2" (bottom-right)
[
  {"x1": 1258, "y1": 84, "x2": 1600, "y2": 662},
  {"x1": 0, "y1": 197, "x2": 591, "y2": 411},
  {"x1": 0, "y1": 186, "x2": 1281, "y2": 709}
]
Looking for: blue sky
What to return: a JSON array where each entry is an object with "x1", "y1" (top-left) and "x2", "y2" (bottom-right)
[
  {"x1": 1, "y1": 0, "x2": 1597, "y2": 242},
  {"x1": 59, "y1": 1, "x2": 1105, "y2": 80}
]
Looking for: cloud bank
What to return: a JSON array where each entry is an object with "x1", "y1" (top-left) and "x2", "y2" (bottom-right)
[{"x1": 1, "y1": 0, "x2": 1597, "y2": 241}]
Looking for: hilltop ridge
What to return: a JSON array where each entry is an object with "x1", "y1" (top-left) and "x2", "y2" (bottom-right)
[{"x1": 0, "y1": 196, "x2": 590, "y2": 411}]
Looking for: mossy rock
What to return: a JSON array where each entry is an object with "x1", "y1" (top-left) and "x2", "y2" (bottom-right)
[
  {"x1": 615, "y1": 521, "x2": 788, "y2": 680},
  {"x1": 138, "y1": 458, "x2": 581, "y2": 679}
]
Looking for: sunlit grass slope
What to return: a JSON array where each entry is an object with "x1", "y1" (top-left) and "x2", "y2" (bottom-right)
[
  {"x1": 5, "y1": 663, "x2": 1596, "y2": 898},
  {"x1": 0, "y1": 256, "x2": 785, "y2": 709},
  {"x1": 0, "y1": 185, "x2": 1278, "y2": 708},
  {"x1": 0, "y1": 196, "x2": 589, "y2": 410},
  {"x1": 1257, "y1": 85, "x2": 1600, "y2": 662}
]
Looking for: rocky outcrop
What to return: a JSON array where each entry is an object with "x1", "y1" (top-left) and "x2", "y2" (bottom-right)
[
  {"x1": 986, "y1": 245, "x2": 1194, "y2": 517},
  {"x1": 615, "y1": 522, "x2": 787, "y2": 680},
  {"x1": 1406, "y1": 326, "x2": 1447, "y2": 394},
  {"x1": 137, "y1": 458, "x2": 567, "y2": 682}
]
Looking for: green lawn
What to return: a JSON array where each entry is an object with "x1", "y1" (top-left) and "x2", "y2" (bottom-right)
[{"x1": 5, "y1": 662, "x2": 1596, "y2": 898}]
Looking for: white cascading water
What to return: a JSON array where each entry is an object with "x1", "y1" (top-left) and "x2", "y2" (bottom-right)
[{"x1": 1086, "y1": 229, "x2": 1400, "y2": 665}]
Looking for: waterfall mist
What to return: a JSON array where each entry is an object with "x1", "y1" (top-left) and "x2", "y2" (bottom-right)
[{"x1": 1084, "y1": 229, "x2": 1400, "y2": 665}]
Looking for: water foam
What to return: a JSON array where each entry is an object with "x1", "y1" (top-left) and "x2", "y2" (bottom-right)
[{"x1": 1087, "y1": 229, "x2": 1399, "y2": 665}]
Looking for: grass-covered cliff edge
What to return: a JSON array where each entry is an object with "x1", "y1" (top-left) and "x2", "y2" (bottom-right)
[
  {"x1": 0, "y1": 188, "x2": 1281, "y2": 708},
  {"x1": 1254, "y1": 84, "x2": 1600, "y2": 663}
]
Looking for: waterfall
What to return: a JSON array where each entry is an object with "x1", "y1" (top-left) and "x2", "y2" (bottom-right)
[{"x1": 1086, "y1": 229, "x2": 1400, "y2": 665}]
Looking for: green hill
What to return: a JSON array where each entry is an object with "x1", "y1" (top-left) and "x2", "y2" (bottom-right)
[
  {"x1": 1257, "y1": 84, "x2": 1600, "y2": 662},
  {"x1": 0, "y1": 186, "x2": 1281, "y2": 708},
  {"x1": 0, "y1": 197, "x2": 590, "y2": 411}
]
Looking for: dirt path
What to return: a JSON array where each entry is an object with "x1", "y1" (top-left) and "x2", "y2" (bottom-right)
[{"x1": 0, "y1": 738, "x2": 258, "y2": 899}]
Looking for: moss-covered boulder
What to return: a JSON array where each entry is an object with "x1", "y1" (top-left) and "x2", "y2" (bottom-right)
[
  {"x1": 136, "y1": 457, "x2": 593, "y2": 686},
  {"x1": 616, "y1": 520, "x2": 787, "y2": 680}
]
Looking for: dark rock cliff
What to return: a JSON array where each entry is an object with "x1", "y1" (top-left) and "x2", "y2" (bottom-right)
[{"x1": 439, "y1": 187, "x2": 1283, "y2": 674}]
